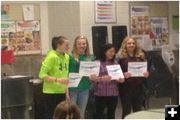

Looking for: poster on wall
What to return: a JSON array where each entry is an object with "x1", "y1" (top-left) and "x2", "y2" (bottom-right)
[
  {"x1": 150, "y1": 17, "x2": 168, "y2": 50},
  {"x1": 172, "y1": 15, "x2": 179, "y2": 30},
  {"x1": 130, "y1": 5, "x2": 152, "y2": 51},
  {"x1": 16, "y1": 21, "x2": 41, "y2": 55},
  {"x1": 1, "y1": 4, "x2": 10, "y2": 20},
  {"x1": 95, "y1": 1, "x2": 116, "y2": 23},
  {"x1": 1, "y1": 21, "x2": 16, "y2": 52},
  {"x1": 23, "y1": 4, "x2": 34, "y2": 21}
]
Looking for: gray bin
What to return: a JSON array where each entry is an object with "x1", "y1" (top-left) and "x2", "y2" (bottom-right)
[{"x1": 1, "y1": 75, "x2": 34, "y2": 119}]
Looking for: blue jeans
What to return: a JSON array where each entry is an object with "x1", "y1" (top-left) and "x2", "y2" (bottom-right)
[{"x1": 69, "y1": 89, "x2": 89, "y2": 118}]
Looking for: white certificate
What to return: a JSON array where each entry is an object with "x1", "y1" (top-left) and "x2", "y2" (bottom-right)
[
  {"x1": 128, "y1": 62, "x2": 147, "y2": 77},
  {"x1": 68, "y1": 73, "x2": 82, "y2": 88},
  {"x1": 79, "y1": 61, "x2": 100, "y2": 76},
  {"x1": 106, "y1": 65, "x2": 124, "y2": 80}
]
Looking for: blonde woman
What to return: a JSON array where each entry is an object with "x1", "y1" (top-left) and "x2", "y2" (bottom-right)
[
  {"x1": 68, "y1": 35, "x2": 94, "y2": 118},
  {"x1": 116, "y1": 37, "x2": 149, "y2": 118}
]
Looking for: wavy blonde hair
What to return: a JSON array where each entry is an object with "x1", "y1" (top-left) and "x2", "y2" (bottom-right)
[
  {"x1": 71, "y1": 35, "x2": 91, "y2": 61},
  {"x1": 117, "y1": 37, "x2": 144, "y2": 59}
]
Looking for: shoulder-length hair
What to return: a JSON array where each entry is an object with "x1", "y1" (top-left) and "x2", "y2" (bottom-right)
[
  {"x1": 71, "y1": 35, "x2": 91, "y2": 61},
  {"x1": 53, "y1": 101, "x2": 81, "y2": 119},
  {"x1": 117, "y1": 37, "x2": 144, "y2": 59},
  {"x1": 96, "y1": 43, "x2": 115, "y2": 62}
]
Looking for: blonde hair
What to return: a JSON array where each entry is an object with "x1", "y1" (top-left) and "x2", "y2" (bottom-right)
[
  {"x1": 53, "y1": 101, "x2": 81, "y2": 119},
  {"x1": 117, "y1": 37, "x2": 144, "y2": 59},
  {"x1": 71, "y1": 35, "x2": 91, "y2": 61}
]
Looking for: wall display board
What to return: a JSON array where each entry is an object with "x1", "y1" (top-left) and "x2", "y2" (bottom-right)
[
  {"x1": 150, "y1": 17, "x2": 168, "y2": 50},
  {"x1": 95, "y1": 1, "x2": 116, "y2": 23},
  {"x1": 1, "y1": 21, "x2": 41, "y2": 55},
  {"x1": 16, "y1": 21, "x2": 41, "y2": 55},
  {"x1": 130, "y1": 5, "x2": 152, "y2": 51},
  {"x1": 1, "y1": 21, "x2": 16, "y2": 51}
]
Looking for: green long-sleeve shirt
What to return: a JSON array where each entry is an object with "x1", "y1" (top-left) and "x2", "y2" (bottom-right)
[
  {"x1": 39, "y1": 50, "x2": 69, "y2": 94},
  {"x1": 69, "y1": 54, "x2": 94, "y2": 90}
]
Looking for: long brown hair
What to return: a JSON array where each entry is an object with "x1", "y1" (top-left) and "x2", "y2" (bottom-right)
[
  {"x1": 71, "y1": 35, "x2": 91, "y2": 61},
  {"x1": 117, "y1": 37, "x2": 144, "y2": 59},
  {"x1": 53, "y1": 101, "x2": 81, "y2": 119}
]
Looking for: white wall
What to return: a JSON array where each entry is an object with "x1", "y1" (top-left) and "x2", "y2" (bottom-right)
[
  {"x1": 42, "y1": 1, "x2": 178, "y2": 54},
  {"x1": 47, "y1": 1, "x2": 80, "y2": 52},
  {"x1": 80, "y1": 1, "x2": 129, "y2": 54},
  {"x1": 40, "y1": 2, "x2": 50, "y2": 55},
  {"x1": 5, "y1": 1, "x2": 177, "y2": 55}
]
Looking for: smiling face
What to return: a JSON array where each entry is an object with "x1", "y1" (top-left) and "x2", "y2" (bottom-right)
[
  {"x1": 57, "y1": 39, "x2": 69, "y2": 54},
  {"x1": 105, "y1": 47, "x2": 115, "y2": 61},
  {"x1": 76, "y1": 38, "x2": 87, "y2": 54},
  {"x1": 126, "y1": 38, "x2": 136, "y2": 54}
]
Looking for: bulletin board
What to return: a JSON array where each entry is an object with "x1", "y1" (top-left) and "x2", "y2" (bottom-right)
[
  {"x1": 129, "y1": 2, "x2": 169, "y2": 51},
  {"x1": 150, "y1": 17, "x2": 168, "y2": 50},
  {"x1": 1, "y1": 2, "x2": 41, "y2": 55},
  {"x1": 130, "y1": 5, "x2": 151, "y2": 51}
]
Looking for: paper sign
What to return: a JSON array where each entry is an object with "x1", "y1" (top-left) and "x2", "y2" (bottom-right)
[
  {"x1": 79, "y1": 61, "x2": 100, "y2": 76},
  {"x1": 106, "y1": 65, "x2": 124, "y2": 80},
  {"x1": 23, "y1": 4, "x2": 34, "y2": 21},
  {"x1": 1, "y1": 50, "x2": 14, "y2": 64},
  {"x1": 128, "y1": 62, "x2": 147, "y2": 77},
  {"x1": 68, "y1": 73, "x2": 82, "y2": 88}
]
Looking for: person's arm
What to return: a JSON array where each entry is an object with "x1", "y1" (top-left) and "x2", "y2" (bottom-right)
[
  {"x1": 39, "y1": 55, "x2": 69, "y2": 84},
  {"x1": 66, "y1": 87, "x2": 70, "y2": 102},
  {"x1": 43, "y1": 76, "x2": 69, "y2": 84},
  {"x1": 117, "y1": 77, "x2": 125, "y2": 83},
  {"x1": 89, "y1": 74, "x2": 111, "y2": 82},
  {"x1": 124, "y1": 72, "x2": 131, "y2": 79},
  {"x1": 143, "y1": 71, "x2": 149, "y2": 78}
]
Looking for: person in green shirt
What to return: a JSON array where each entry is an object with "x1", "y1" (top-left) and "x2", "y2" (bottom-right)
[
  {"x1": 69, "y1": 35, "x2": 94, "y2": 118},
  {"x1": 39, "y1": 36, "x2": 70, "y2": 119}
]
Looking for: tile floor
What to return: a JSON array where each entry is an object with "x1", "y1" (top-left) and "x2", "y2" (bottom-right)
[{"x1": 115, "y1": 96, "x2": 172, "y2": 119}]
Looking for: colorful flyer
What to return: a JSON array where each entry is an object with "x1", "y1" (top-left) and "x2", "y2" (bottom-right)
[
  {"x1": 1, "y1": 4, "x2": 10, "y2": 20},
  {"x1": 150, "y1": 17, "x2": 168, "y2": 49},
  {"x1": 16, "y1": 21, "x2": 41, "y2": 54},
  {"x1": 130, "y1": 5, "x2": 151, "y2": 51},
  {"x1": 95, "y1": 1, "x2": 116, "y2": 23},
  {"x1": 1, "y1": 21, "x2": 16, "y2": 52}
]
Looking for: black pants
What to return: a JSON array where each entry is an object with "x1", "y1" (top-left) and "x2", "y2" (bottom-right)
[
  {"x1": 119, "y1": 84, "x2": 144, "y2": 119},
  {"x1": 43, "y1": 93, "x2": 65, "y2": 119},
  {"x1": 95, "y1": 96, "x2": 118, "y2": 119}
]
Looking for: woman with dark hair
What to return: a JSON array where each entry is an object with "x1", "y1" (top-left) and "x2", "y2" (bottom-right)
[
  {"x1": 89, "y1": 43, "x2": 124, "y2": 119},
  {"x1": 39, "y1": 36, "x2": 70, "y2": 118},
  {"x1": 53, "y1": 101, "x2": 81, "y2": 119}
]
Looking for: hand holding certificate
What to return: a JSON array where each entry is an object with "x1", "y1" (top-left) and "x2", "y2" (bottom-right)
[
  {"x1": 79, "y1": 61, "x2": 100, "y2": 77},
  {"x1": 128, "y1": 62, "x2": 147, "y2": 77},
  {"x1": 106, "y1": 65, "x2": 124, "y2": 80},
  {"x1": 68, "y1": 73, "x2": 82, "y2": 88}
]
